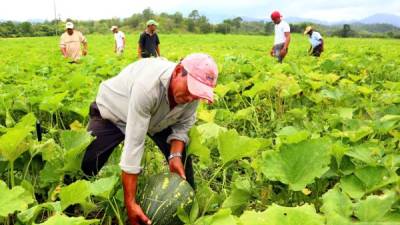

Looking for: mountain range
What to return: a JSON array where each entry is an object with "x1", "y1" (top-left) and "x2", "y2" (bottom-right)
[{"x1": 241, "y1": 13, "x2": 400, "y2": 28}]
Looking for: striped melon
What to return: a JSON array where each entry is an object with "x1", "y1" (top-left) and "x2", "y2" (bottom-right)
[{"x1": 139, "y1": 173, "x2": 195, "y2": 225}]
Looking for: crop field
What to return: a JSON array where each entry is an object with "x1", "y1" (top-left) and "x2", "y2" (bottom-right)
[{"x1": 0, "y1": 34, "x2": 400, "y2": 225}]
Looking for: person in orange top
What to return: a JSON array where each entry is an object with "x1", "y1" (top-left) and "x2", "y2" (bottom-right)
[{"x1": 60, "y1": 22, "x2": 88, "y2": 62}]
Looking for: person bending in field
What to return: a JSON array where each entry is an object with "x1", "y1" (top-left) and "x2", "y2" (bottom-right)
[
  {"x1": 304, "y1": 26, "x2": 324, "y2": 57},
  {"x1": 59, "y1": 22, "x2": 88, "y2": 62},
  {"x1": 81, "y1": 54, "x2": 218, "y2": 225},
  {"x1": 137, "y1": 20, "x2": 160, "y2": 59},
  {"x1": 110, "y1": 25, "x2": 126, "y2": 56},
  {"x1": 269, "y1": 11, "x2": 291, "y2": 63}
]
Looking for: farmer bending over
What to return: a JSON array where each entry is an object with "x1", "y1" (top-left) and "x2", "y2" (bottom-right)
[
  {"x1": 81, "y1": 53, "x2": 218, "y2": 225},
  {"x1": 304, "y1": 26, "x2": 324, "y2": 57}
]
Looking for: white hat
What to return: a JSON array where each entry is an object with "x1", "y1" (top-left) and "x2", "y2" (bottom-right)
[
  {"x1": 66, "y1": 22, "x2": 74, "y2": 29},
  {"x1": 110, "y1": 25, "x2": 118, "y2": 31}
]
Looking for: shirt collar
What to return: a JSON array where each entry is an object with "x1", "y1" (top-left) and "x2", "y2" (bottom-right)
[{"x1": 160, "y1": 64, "x2": 177, "y2": 106}]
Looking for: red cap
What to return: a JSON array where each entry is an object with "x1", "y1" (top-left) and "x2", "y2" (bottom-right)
[{"x1": 271, "y1": 11, "x2": 282, "y2": 21}]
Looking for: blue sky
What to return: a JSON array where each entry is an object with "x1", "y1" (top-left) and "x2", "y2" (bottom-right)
[{"x1": 1, "y1": 0, "x2": 400, "y2": 22}]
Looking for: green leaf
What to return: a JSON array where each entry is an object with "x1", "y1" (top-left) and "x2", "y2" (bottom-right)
[
  {"x1": 36, "y1": 214, "x2": 99, "y2": 225},
  {"x1": 218, "y1": 129, "x2": 261, "y2": 164},
  {"x1": 39, "y1": 91, "x2": 68, "y2": 114},
  {"x1": 0, "y1": 180, "x2": 35, "y2": 217},
  {"x1": 60, "y1": 130, "x2": 94, "y2": 173},
  {"x1": 17, "y1": 202, "x2": 61, "y2": 224},
  {"x1": 321, "y1": 186, "x2": 353, "y2": 221},
  {"x1": 60, "y1": 180, "x2": 95, "y2": 213},
  {"x1": 340, "y1": 166, "x2": 398, "y2": 199},
  {"x1": 354, "y1": 191, "x2": 397, "y2": 222},
  {"x1": 276, "y1": 126, "x2": 310, "y2": 144},
  {"x1": 337, "y1": 107, "x2": 355, "y2": 119},
  {"x1": 247, "y1": 204, "x2": 325, "y2": 225},
  {"x1": 197, "y1": 122, "x2": 227, "y2": 140},
  {"x1": 261, "y1": 138, "x2": 331, "y2": 191},
  {"x1": 222, "y1": 177, "x2": 252, "y2": 214},
  {"x1": 207, "y1": 208, "x2": 238, "y2": 225},
  {"x1": 90, "y1": 176, "x2": 118, "y2": 199},
  {"x1": 238, "y1": 210, "x2": 268, "y2": 225},
  {"x1": 188, "y1": 126, "x2": 211, "y2": 164},
  {"x1": 345, "y1": 144, "x2": 383, "y2": 166},
  {"x1": 0, "y1": 113, "x2": 36, "y2": 162}
]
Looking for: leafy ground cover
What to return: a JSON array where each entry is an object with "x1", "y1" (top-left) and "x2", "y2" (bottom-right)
[{"x1": 0, "y1": 34, "x2": 400, "y2": 225}]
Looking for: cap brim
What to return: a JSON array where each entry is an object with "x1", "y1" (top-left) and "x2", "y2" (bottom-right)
[{"x1": 187, "y1": 74, "x2": 214, "y2": 103}]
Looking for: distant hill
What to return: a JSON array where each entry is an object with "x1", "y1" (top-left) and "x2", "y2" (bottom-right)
[
  {"x1": 359, "y1": 13, "x2": 400, "y2": 27},
  {"x1": 283, "y1": 13, "x2": 400, "y2": 28}
]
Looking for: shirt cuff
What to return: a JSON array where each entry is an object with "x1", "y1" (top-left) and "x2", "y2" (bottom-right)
[
  {"x1": 166, "y1": 132, "x2": 189, "y2": 145},
  {"x1": 119, "y1": 163, "x2": 142, "y2": 174}
]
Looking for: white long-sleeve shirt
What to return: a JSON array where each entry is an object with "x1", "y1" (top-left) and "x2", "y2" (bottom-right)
[{"x1": 95, "y1": 58, "x2": 198, "y2": 174}]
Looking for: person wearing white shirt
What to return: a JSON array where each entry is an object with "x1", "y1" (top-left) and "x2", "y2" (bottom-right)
[
  {"x1": 269, "y1": 11, "x2": 291, "y2": 63},
  {"x1": 304, "y1": 26, "x2": 324, "y2": 57},
  {"x1": 110, "y1": 26, "x2": 126, "y2": 55}
]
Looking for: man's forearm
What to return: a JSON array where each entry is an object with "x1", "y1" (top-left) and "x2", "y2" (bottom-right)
[
  {"x1": 122, "y1": 171, "x2": 139, "y2": 206},
  {"x1": 284, "y1": 34, "x2": 291, "y2": 49},
  {"x1": 156, "y1": 46, "x2": 160, "y2": 57},
  {"x1": 60, "y1": 48, "x2": 67, "y2": 56},
  {"x1": 170, "y1": 140, "x2": 185, "y2": 154}
]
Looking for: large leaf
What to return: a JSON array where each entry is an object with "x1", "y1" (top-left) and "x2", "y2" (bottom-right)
[
  {"x1": 60, "y1": 130, "x2": 94, "y2": 173},
  {"x1": 188, "y1": 126, "x2": 211, "y2": 164},
  {"x1": 39, "y1": 91, "x2": 68, "y2": 114},
  {"x1": 222, "y1": 177, "x2": 252, "y2": 214},
  {"x1": 218, "y1": 129, "x2": 261, "y2": 164},
  {"x1": 0, "y1": 113, "x2": 36, "y2": 162},
  {"x1": 0, "y1": 180, "x2": 35, "y2": 217},
  {"x1": 340, "y1": 166, "x2": 398, "y2": 199},
  {"x1": 36, "y1": 214, "x2": 99, "y2": 225},
  {"x1": 17, "y1": 202, "x2": 61, "y2": 224},
  {"x1": 354, "y1": 191, "x2": 397, "y2": 222},
  {"x1": 275, "y1": 126, "x2": 310, "y2": 144},
  {"x1": 321, "y1": 186, "x2": 353, "y2": 224},
  {"x1": 239, "y1": 204, "x2": 324, "y2": 225},
  {"x1": 261, "y1": 138, "x2": 331, "y2": 191},
  {"x1": 90, "y1": 176, "x2": 119, "y2": 199},
  {"x1": 60, "y1": 180, "x2": 95, "y2": 213}
]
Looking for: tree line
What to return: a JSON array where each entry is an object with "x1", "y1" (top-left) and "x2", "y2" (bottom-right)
[{"x1": 1, "y1": 8, "x2": 400, "y2": 38}]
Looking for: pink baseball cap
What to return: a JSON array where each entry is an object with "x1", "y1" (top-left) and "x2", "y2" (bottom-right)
[{"x1": 181, "y1": 53, "x2": 218, "y2": 103}]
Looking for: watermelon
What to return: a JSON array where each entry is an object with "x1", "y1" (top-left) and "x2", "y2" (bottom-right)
[{"x1": 139, "y1": 173, "x2": 195, "y2": 225}]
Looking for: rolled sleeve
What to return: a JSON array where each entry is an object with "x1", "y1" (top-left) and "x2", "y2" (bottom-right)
[
  {"x1": 166, "y1": 102, "x2": 198, "y2": 145},
  {"x1": 119, "y1": 84, "x2": 153, "y2": 174}
]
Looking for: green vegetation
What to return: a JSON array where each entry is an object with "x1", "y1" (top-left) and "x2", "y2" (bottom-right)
[
  {"x1": 1, "y1": 8, "x2": 400, "y2": 38},
  {"x1": 0, "y1": 34, "x2": 399, "y2": 225}
]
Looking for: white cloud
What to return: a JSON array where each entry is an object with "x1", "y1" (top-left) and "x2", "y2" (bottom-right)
[{"x1": 1, "y1": 0, "x2": 399, "y2": 22}]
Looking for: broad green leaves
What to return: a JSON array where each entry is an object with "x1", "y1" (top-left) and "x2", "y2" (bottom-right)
[
  {"x1": 354, "y1": 191, "x2": 397, "y2": 222},
  {"x1": 60, "y1": 130, "x2": 94, "y2": 173},
  {"x1": 0, "y1": 113, "x2": 36, "y2": 162},
  {"x1": 218, "y1": 129, "x2": 261, "y2": 164},
  {"x1": 238, "y1": 204, "x2": 324, "y2": 225},
  {"x1": 0, "y1": 180, "x2": 34, "y2": 217},
  {"x1": 60, "y1": 180, "x2": 95, "y2": 212},
  {"x1": 261, "y1": 138, "x2": 331, "y2": 191},
  {"x1": 36, "y1": 214, "x2": 99, "y2": 225}
]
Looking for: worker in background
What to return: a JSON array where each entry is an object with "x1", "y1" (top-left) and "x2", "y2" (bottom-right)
[
  {"x1": 304, "y1": 26, "x2": 324, "y2": 57},
  {"x1": 111, "y1": 25, "x2": 126, "y2": 56},
  {"x1": 138, "y1": 20, "x2": 160, "y2": 59},
  {"x1": 269, "y1": 11, "x2": 291, "y2": 63},
  {"x1": 60, "y1": 22, "x2": 88, "y2": 62}
]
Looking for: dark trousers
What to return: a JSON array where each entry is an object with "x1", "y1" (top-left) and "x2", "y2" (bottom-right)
[
  {"x1": 81, "y1": 102, "x2": 195, "y2": 187},
  {"x1": 311, "y1": 44, "x2": 323, "y2": 57}
]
